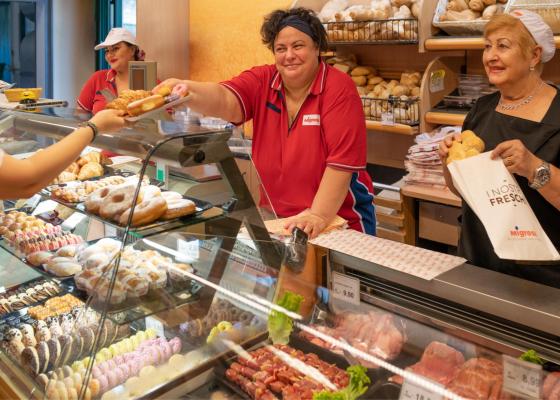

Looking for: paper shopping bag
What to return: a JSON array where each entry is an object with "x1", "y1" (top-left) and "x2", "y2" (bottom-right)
[{"x1": 448, "y1": 152, "x2": 560, "y2": 261}]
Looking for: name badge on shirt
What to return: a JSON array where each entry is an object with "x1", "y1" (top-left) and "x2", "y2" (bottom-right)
[{"x1": 302, "y1": 114, "x2": 320, "y2": 126}]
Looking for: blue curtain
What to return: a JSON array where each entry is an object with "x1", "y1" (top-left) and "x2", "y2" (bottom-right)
[
  {"x1": 95, "y1": 0, "x2": 122, "y2": 70},
  {"x1": 0, "y1": 3, "x2": 11, "y2": 82}
]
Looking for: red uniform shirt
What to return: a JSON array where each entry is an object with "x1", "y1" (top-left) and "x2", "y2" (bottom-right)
[
  {"x1": 221, "y1": 61, "x2": 375, "y2": 234},
  {"x1": 77, "y1": 69, "x2": 117, "y2": 115}
]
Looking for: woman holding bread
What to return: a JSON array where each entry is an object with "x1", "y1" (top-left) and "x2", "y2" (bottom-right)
[
  {"x1": 155, "y1": 7, "x2": 375, "y2": 239},
  {"x1": 0, "y1": 109, "x2": 125, "y2": 199},
  {"x1": 77, "y1": 28, "x2": 146, "y2": 115},
  {"x1": 439, "y1": 10, "x2": 560, "y2": 287}
]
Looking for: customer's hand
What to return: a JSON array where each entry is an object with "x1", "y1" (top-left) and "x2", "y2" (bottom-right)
[
  {"x1": 153, "y1": 79, "x2": 189, "y2": 97},
  {"x1": 284, "y1": 209, "x2": 328, "y2": 240},
  {"x1": 89, "y1": 109, "x2": 126, "y2": 132},
  {"x1": 491, "y1": 139, "x2": 541, "y2": 179},
  {"x1": 438, "y1": 132, "x2": 462, "y2": 164}
]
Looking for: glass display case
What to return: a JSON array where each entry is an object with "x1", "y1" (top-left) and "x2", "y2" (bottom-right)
[{"x1": 1, "y1": 107, "x2": 560, "y2": 400}]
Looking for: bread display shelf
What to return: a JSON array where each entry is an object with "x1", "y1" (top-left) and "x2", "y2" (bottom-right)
[
  {"x1": 401, "y1": 183, "x2": 462, "y2": 207},
  {"x1": 325, "y1": 18, "x2": 419, "y2": 45},
  {"x1": 366, "y1": 120, "x2": 418, "y2": 135},
  {"x1": 425, "y1": 110, "x2": 467, "y2": 126},
  {"x1": 425, "y1": 35, "x2": 560, "y2": 50}
]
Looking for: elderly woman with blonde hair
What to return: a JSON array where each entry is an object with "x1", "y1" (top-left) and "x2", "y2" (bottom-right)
[{"x1": 439, "y1": 10, "x2": 560, "y2": 287}]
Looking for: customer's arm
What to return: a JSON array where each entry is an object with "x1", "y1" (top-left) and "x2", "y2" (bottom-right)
[
  {"x1": 0, "y1": 109, "x2": 124, "y2": 199},
  {"x1": 154, "y1": 79, "x2": 243, "y2": 123}
]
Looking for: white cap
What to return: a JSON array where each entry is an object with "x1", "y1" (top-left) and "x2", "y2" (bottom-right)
[
  {"x1": 94, "y1": 28, "x2": 137, "y2": 51},
  {"x1": 510, "y1": 9, "x2": 555, "y2": 63}
]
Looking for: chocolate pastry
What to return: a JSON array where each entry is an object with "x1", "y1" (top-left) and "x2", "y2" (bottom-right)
[
  {"x1": 47, "y1": 338, "x2": 61, "y2": 370},
  {"x1": 21, "y1": 346, "x2": 40, "y2": 375},
  {"x1": 78, "y1": 327, "x2": 94, "y2": 356},
  {"x1": 20, "y1": 324, "x2": 37, "y2": 347},
  {"x1": 35, "y1": 324, "x2": 51, "y2": 343},
  {"x1": 67, "y1": 333, "x2": 80, "y2": 362},
  {"x1": 36, "y1": 341, "x2": 50, "y2": 374},
  {"x1": 5, "y1": 328, "x2": 23, "y2": 342},
  {"x1": 57, "y1": 334, "x2": 73, "y2": 367}
]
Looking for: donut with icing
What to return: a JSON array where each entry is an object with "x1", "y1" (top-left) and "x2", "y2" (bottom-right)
[
  {"x1": 99, "y1": 185, "x2": 142, "y2": 221},
  {"x1": 161, "y1": 198, "x2": 196, "y2": 220},
  {"x1": 118, "y1": 196, "x2": 167, "y2": 227}
]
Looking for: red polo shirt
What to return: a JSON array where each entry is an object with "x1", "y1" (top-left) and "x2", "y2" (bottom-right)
[
  {"x1": 77, "y1": 69, "x2": 117, "y2": 115},
  {"x1": 221, "y1": 61, "x2": 376, "y2": 234}
]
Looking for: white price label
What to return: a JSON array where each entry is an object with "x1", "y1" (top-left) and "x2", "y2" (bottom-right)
[
  {"x1": 145, "y1": 316, "x2": 165, "y2": 338},
  {"x1": 429, "y1": 69, "x2": 445, "y2": 93},
  {"x1": 381, "y1": 112, "x2": 395, "y2": 126},
  {"x1": 25, "y1": 194, "x2": 42, "y2": 210},
  {"x1": 331, "y1": 272, "x2": 360, "y2": 305},
  {"x1": 503, "y1": 355, "x2": 542, "y2": 399},
  {"x1": 61, "y1": 212, "x2": 87, "y2": 231},
  {"x1": 177, "y1": 239, "x2": 199, "y2": 262},
  {"x1": 105, "y1": 225, "x2": 118, "y2": 238},
  {"x1": 31, "y1": 199, "x2": 57, "y2": 215},
  {"x1": 399, "y1": 379, "x2": 443, "y2": 400}
]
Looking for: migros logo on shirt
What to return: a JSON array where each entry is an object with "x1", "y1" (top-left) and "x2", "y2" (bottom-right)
[
  {"x1": 510, "y1": 226, "x2": 538, "y2": 238},
  {"x1": 302, "y1": 114, "x2": 320, "y2": 126}
]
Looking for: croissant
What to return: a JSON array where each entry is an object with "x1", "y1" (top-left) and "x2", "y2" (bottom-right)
[
  {"x1": 77, "y1": 162, "x2": 104, "y2": 180},
  {"x1": 55, "y1": 171, "x2": 78, "y2": 184},
  {"x1": 77, "y1": 151, "x2": 101, "y2": 167},
  {"x1": 64, "y1": 162, "x2": 80, "y2": 175}
]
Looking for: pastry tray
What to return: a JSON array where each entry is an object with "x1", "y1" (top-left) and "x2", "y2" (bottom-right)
[
  {"x1": 63, "y1": 268, "x2": 203, "y2": 325},
  {"x1": 0, "y1": 277, "x2": 65, "y2": 320},
  {"x1": 213, "y1": 334, "x2": 384, "y2": 400},
  {"x1": 125, "y1": 94, "x2": 191, "y2": 122},
  {"x1": 43, "y1": 169, "x2": 164, "y2": 203},
  {"x1": 73, "y1": 194, "x2": 213, "y2": 234}
]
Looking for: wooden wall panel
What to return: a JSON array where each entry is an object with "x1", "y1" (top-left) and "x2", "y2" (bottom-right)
[
  {"x1": 189, "y1": 1, "x2": 292, "y2": 82},
  {"x1": 136, "y1": 0, "x2": 190, "y2": 80}
]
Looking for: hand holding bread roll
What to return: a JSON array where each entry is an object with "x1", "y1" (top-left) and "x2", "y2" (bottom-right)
[{"x1": 446, "y1": 130, "x2": 485, "y2": 164}]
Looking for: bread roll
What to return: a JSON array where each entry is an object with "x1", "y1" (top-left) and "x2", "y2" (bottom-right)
[{"x1": 127, "y1": 95, "x2": 165, "y2": 117}]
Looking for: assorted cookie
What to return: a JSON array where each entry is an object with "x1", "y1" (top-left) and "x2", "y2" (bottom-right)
[{"x1": 0, "y1": 280, "x2": 61, "y2": 315}]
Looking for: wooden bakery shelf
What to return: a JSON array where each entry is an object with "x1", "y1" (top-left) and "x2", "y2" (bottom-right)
[
  {"x1": 401, "y1": 184, "x2": 462, "y2": 207},
  {"x1": 425, "y1": 111, "x2": 466, "y2": 126},
  {"x1": 366, "y1": 120, "x2": 418, "y2": 135},
  {"x1": 425, "y1": 35, "x2": 560, "y2": 51}
]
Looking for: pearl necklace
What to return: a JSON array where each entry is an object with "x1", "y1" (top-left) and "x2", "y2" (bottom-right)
[{"x1": 498, "y1": 80, "x2": 544, "y2": 111}]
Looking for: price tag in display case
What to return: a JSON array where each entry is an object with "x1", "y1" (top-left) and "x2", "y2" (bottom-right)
[
  {"x1": 145, "y1": 316, "x2": 165, "y2": 338},
  {"x1": 399, "y1": 379, "x2": 443, "y2": 400},
  {"x1": 429, "y1": 69, "x2": 446, "y2": 93},
  {"x1": 381, "y1": 111, "x2": 395, "y2": 126},
  {"x1": 61, "y1": 212, "x2": 87, "y2": 231},
  {"x1": 502, "y1": 355, "x2": 542, "y2": 399},
  {"x1": 176, "y1": 238, "x2": 199, "y2": 263},
  {"x1": 331, "y1": 271, "x2": 360, "y2": 305}
]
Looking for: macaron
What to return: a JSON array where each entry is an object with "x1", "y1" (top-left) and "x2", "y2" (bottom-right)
[{"x1": 36, "y1": 341, "x2": 50, "y2": 374}]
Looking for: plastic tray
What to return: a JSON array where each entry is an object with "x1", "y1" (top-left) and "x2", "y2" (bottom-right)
[
  {"x1": 213, "y1": 334, "x2": 385, "y2": 399},
  {"x1": 125, "y1": 94, "x2": 191, "y2": 122}
]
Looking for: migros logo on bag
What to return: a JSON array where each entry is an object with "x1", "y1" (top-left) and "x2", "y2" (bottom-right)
[
  {"x1": 510, "y1": 226, "x2": 538, "y2": 238},
  {"x1": 486, "y1": 182, "x2": 527, "y2": 207}
]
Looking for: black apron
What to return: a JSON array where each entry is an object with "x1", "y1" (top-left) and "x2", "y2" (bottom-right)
[{"x1": 459, "y1": 88, "x2": 560, "y2": 288}]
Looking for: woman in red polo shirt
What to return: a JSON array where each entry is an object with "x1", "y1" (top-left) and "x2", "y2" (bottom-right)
[
  {"x1": 155, "y1": 8, "x2": 376, "y2": 239},
  {"x1": 77, "y1": 28, "x2": 146, "y2": 115}
]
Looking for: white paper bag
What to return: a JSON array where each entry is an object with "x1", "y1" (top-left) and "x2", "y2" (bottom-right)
[{"x1": 448, "y1": 152, "x2": 560, "y2": 261}]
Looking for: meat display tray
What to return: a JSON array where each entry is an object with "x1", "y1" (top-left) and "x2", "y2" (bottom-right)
[{"x1": 213, "y1": 334, "x2": 384, "y2": 400}]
